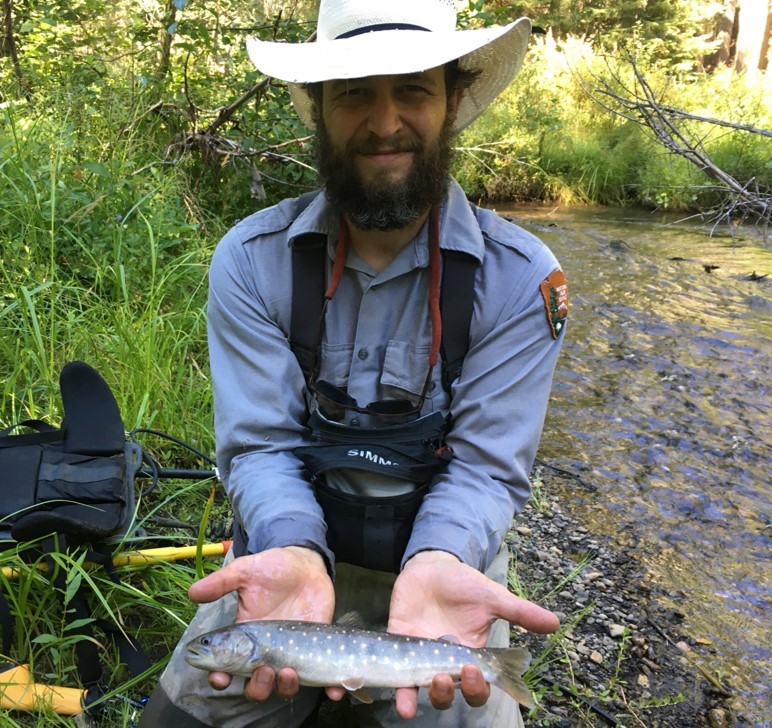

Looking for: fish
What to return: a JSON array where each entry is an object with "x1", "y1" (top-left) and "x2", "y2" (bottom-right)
[{"x1": 184, "y1": 619, "x2": 534, "y2": 707}]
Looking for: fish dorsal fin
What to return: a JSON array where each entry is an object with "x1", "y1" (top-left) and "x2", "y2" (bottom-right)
[
  {"x1": 336, "y1": 611, "x2": 366, "y2": 629},
  {"x1": 438, "y1": 634, "x2": 461, "y2": 644},
  {"x1": 341, "y1": 677, "x2": 373, "y2": 704},
  {"x1": 488, "y1": 647, "x2": 534, "y2": 708}
]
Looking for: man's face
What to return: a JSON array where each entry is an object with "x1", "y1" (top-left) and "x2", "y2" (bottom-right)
[{"x1": 315, "y1": 66, "x2": 461, "y2": 231}]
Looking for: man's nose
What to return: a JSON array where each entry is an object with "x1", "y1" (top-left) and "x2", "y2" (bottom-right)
[{"x1": 366, "y1": 93, "x2": 404, "y2": 137}]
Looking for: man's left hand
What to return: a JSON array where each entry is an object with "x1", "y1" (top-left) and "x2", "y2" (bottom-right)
[{"x1": 388, "y1": 550, "x2": 559, "y2": 719}]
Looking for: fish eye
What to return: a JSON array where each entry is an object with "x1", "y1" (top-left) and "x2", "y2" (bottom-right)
[{"x1": 201, "y1": 637, "x2": 211, "y2": 646}]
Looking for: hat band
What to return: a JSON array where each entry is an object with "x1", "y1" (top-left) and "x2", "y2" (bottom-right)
[{"x1": 335, "y1": 23, "x2": 430, "y2": 40}]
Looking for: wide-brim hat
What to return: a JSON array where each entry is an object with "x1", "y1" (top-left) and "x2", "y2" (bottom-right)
[{"x1": 246, "y1": 0, "x2": 532, "y2": 133}]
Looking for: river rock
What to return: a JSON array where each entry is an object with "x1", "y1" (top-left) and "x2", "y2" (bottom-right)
[
  {"x1": 707, "y1": 708, "x2": 729, "y2": 728},
  {"x1": 609, "y1": 623, "x2": 627, "y2": 638}
]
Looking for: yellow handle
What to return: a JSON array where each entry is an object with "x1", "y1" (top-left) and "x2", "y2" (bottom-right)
[
  {"x1": 1, "y1": 540, "x2": 232, "y2": 580},
  {"x1": 0, "y1": 664, "x2": 85, "y2": 715}
]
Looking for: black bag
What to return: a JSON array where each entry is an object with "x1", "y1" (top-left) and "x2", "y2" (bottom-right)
[
  {"x1": 0, "y1": 361, "x2": 149, "y2": 706},
  {"x1": 294, "y1": 410, "x2": 452, "y2": 573},
  {"x1": 0, "y1": 361, "x2": 140, "y2": 546}
]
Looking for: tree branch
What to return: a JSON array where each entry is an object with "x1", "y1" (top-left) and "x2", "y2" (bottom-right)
[{"x1": 586, "y1": 55, "x2": 771, "y2": 227}]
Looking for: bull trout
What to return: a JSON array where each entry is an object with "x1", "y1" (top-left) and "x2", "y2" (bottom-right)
[{"x1": 184, "y1": 619, "x2": 534, "y2": 707}]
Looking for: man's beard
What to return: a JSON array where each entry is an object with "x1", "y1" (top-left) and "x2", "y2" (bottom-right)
[{"x1": 315, "y1": 118, "x2": 455, "y2": 232}]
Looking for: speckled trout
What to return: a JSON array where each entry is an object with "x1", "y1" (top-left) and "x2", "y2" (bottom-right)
[{"x1": 184, "y1": 619, "x2": 534, "y2": 707}]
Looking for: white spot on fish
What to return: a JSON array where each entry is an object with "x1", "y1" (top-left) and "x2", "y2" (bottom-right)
[{"x1": 433, "y1": 649, "x2": 439, "y2": 655}]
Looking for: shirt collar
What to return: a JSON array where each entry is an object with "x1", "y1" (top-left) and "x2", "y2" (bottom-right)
[{"x1": 286, "y1": 178, "x2": 485, "y2": 266}]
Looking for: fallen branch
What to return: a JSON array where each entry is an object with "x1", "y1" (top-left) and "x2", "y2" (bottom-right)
[{"x1": 584, "y1": 55, "x2": 771, "y2": 229}]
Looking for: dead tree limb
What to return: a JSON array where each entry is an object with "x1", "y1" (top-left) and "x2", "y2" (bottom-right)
[{"x1": 584, "y1": 55, "x2": 771, "y2": 230}]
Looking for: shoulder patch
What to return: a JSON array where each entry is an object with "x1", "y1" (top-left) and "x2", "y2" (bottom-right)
[{"x1": 540, "y1": 270, "x2": 568, "y2": 339}]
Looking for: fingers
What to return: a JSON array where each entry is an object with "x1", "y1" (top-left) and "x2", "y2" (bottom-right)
[
  {"x1": 189, "y1": 560, "x2": 242, "y2": 604},
  {"x1": 325, "y1": 686, "x2": 347, "y2": 701},
  {"x1": 459, "y1": 664, "x2": 490, "y2": 707},
  {"x1": 426, "y1": 667, "x2": 490, "y2": 710},
  {"x1": 242, "y1": 666, "x2": 301, "y2": 702},
  {"x1": 207, "y1": 670, "x2": 233, "y2": 691},
  {"x1": 485, "y1": 578, "x2": 560, "y2": 634},
  {"x1": 395, "y1": 686, "x2": 419, "y2": 719},
  {"x1": 427, "y1": 673, "x2": 455, "y2": 710}
]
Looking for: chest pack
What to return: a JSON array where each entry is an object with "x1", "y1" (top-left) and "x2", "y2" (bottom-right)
[{"x1": 285, "y1": 231, "x2": 479, "y2": 572}]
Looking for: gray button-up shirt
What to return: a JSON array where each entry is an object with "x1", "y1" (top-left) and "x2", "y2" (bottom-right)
[{"x1": 208, "y1": 179, "x2": 565, "y2": 573}]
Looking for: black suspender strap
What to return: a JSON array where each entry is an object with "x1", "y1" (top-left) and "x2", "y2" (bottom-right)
[
  {"x1": 439, "y1": 250, "x2": 478, "y2": 393},
  {"x1": 289, "y1": 235, "x2": 478, "y2": 394},
  {"x1": 290, "y1": 233, "x2": 328, "y2": 380}
]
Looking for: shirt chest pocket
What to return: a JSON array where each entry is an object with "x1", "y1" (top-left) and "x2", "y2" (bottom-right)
[{"x1": 380, "y1": 340, "x2": 437, "y2": 404}]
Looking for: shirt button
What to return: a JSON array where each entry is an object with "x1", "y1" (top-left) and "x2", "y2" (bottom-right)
[
  {"x1": 349, "y1": 417, "x2": 361, "y2": 427},
  {"x1": 357, "y1": 348, "x2": 368, "y2": 360}
]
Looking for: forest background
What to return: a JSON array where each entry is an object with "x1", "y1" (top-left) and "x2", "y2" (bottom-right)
[{"x1": 0, "y1": 0, "x2": 770, "y2": 726}]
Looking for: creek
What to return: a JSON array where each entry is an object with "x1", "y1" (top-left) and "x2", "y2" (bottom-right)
[{"x1": 500, "y1": 204, "x2": 770, "y2": 726}]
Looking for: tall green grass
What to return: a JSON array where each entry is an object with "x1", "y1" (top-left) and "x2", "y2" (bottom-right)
[
  {"x1": 0, "y1": 97, "x2": 222, "y2": 726},
  {"x1": 454, "y1": 34, "x2": 771, "y2": 211}
]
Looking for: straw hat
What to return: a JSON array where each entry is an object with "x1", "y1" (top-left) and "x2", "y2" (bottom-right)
[{"x1": 246, "y1": 0, "x2": 531, "y2": 132}]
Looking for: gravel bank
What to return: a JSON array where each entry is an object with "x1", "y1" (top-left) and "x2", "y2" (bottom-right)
[{"x1": 515, "y1": 475, "x2": 745, "y2": 727}]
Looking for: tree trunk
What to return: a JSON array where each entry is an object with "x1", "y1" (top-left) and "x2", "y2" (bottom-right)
[
  {"x1": 703, "y1": 0, "x2": 738, "y2": 71},
  {"x1": 1, "y1": 0, "x2": 31, "y2": 99},
  {"x1": 157, "y1": 0, "x2": 178, "y2": 84},
  {"x1": 734, "y1": 0, "x2": 771, "y2": 74}
]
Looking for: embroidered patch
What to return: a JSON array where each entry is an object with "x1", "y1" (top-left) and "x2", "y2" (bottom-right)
[{"x1": 540, "y1": 270, "x2": 568, "y2": 339}]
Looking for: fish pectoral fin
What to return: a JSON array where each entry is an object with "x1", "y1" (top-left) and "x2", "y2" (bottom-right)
[
  {"x1": 438, "y1": 634, "x2": 461, "y2": 644},
  {"x1": 341, "y1": 677, "x2": 373, "y2": 704},
  {"x1": 350, "y1": 688, "x2": 374, "y2": 704},
  {"x1": 335, "y1": 610, "x2": 366, "y2": 629}
]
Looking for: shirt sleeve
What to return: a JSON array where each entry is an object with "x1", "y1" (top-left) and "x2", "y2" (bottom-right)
[
  {"x1": 207, "y1": 229, "x2": 335, "y2": 571},
  {"x1": 404, "y1": 242, "x2": 566, "y2": 572}
]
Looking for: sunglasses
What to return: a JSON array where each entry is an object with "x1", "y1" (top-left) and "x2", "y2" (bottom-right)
[{"x1": 309, "y1": 367, "x2": 434, "y2": 423}]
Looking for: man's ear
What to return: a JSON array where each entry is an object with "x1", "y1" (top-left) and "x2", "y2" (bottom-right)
[{"x1": 447, "y1": 87, "x2": 464, "y2": 121}]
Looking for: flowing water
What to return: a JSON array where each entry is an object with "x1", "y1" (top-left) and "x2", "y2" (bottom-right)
[{"x1": 501, "y1": 205, "x2": 770, "y2": 725}]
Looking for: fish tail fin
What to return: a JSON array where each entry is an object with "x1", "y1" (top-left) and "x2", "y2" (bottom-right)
[{"x1": 489, "y1": 647, "x2": 534, "y2": 708}]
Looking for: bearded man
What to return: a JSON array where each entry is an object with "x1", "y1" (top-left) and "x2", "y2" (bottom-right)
[{"x1": 139, "y1": 1, "x2": 568, "y2": 726}]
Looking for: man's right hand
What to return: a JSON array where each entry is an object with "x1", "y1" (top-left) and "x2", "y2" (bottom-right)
[{"x1": 188, "y1": 545, "x2": 336, "y2": 700}]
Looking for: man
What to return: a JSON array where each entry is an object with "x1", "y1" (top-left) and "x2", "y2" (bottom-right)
[{"x1": 140, "y1": 1, "x2": 568, "y2": 726}]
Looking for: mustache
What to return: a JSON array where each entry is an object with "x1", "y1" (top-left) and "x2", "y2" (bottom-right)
[{"x1": 348, "y1": 135, "x2": 421, "y2": 155}]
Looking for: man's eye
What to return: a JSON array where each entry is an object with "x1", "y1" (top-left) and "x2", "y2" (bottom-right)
[
  {"x1": 401, "y1": 85, "x2": 430, "y2": 96},
  {"x1": 337, "y1": 87, "x2": 365, "y2": 99}
]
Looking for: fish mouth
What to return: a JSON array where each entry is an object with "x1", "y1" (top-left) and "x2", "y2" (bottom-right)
[{"x1": 184, "y1": 640, "x2": 214, "y2": 669}]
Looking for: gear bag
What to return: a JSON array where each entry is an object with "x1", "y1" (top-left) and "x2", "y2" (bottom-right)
[
  {"x1": 0, "y1": 361, "x2": 140, "y2": 545},
  {"x1": 0, "y1": 361, "x2": 150, "y2": 708}
]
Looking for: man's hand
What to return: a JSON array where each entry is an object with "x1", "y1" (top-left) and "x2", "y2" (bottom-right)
[
  {"x1": 188, "y1": 545, "x2": 336, "y2": 701},
  {"x1": 388, "y1": 550, "x2": 559, "y2": 719}
]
